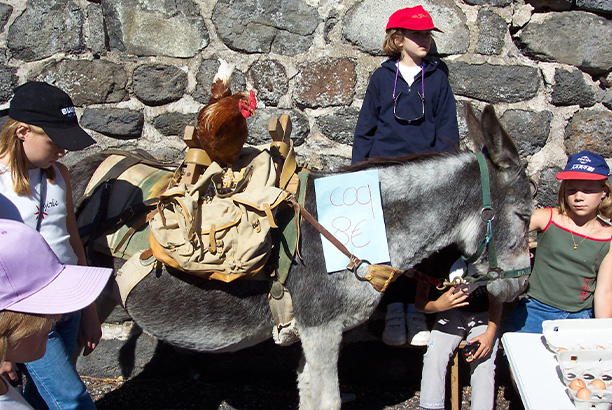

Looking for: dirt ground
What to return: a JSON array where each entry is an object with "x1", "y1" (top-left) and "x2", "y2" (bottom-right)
[{"x1": 81, "y1": 337, "x2": 526, "y2": 410}]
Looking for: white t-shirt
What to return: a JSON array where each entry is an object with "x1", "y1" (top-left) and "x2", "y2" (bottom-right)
[
  {"x1": 397, "y1": 63, "x2": 422, "y2": 87},
  {"x1": 0, "y1": 163, "x2": 77, "y2": 264},
  {"x1": 0, "y1": 376, "x2": 33, "y2": 410}
]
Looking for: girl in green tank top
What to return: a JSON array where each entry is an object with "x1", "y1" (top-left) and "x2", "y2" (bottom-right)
[{"x1": 506, "y1": 151, "x2": 612, "y2": 334}]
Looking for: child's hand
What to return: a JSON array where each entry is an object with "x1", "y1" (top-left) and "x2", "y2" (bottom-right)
[
  {"x1": 528, "y1": 237, "x2": 537, "y2": 259},
  {"x1": 78, "y1": 304, "x2": 102, "y2": 356},
  {"x1": 433, "y1": 287, "x2": 469, "y2": 312},
  {"x1": 0, "y1": 361, "x2": 19, "y2": 384},
  {"x1": 468, "y1": 330, "x2": 496, "y2": 361}
]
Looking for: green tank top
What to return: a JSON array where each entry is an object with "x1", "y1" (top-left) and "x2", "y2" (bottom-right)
[{"x1": 528, "y1": 210, "x2": 612, "y2": 312}]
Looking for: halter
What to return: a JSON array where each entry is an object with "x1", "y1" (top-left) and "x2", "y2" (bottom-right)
[{"x1": 460, "y1": 152, "x2": 531, "y2": 284}]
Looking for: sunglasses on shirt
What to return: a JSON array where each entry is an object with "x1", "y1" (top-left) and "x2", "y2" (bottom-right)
[{"x1": 392, "y1": 62, "x2": 425, "y2": 123}]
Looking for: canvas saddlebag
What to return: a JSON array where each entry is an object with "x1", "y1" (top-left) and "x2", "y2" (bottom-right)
[
  {"x1": 149, "y1": 147, "x2": 290, "y2": 282},
  {"x1": 76, "y1": 151, "x2": 175, "y2": 260}
]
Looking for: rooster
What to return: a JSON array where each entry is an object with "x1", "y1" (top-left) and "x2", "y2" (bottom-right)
[{"x1": 196, "y1": 60, "x2": 257, "y2": 166}]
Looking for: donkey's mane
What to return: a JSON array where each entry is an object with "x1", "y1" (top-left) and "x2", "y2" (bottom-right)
[{"x1": 344, "y1": 150, "x2": 457, "y2": 172}]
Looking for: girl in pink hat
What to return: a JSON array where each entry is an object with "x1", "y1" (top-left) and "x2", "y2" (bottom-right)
[{"x1": 0, "y1": 219, "x2": 111, "y2": 410}]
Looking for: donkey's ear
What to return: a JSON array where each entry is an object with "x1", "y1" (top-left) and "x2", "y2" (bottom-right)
[
  {"x1": 465, "y1": 102, "x2": 485, "y2": 149},
  {"x1": 480, "y1": 105, "x2": 521, "y2": 169}
]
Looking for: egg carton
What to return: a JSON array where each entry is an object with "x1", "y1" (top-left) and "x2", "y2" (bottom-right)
[
  {"x1": 557, "y1": 350, "x2": 612, "y2": 409},
  {"x1": 543, "y1": 318, "x2": 612, "y2": 352},
  {"x1": 567, "y1": 387, "x2": 612, "y2": 410}
]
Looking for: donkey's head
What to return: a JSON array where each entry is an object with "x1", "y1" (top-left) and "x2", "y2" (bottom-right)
[{"x1": 464, "y1": 104, "x2": 533, "y2": 302}]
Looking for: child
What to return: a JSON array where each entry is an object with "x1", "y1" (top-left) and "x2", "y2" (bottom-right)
[
  {"x1": 0, "y1": 82, "x2": 102, "y2": 409},
  {"x1": 506, "y1": 151, "x2": 612, "y2": 333},
  {"x1": 416, "y1": 259, "x2": 502, "y2": 410},
  {"x1": 351, "y1": 5, "x2": 459, "y2": 346},
  {"x1": 0, "y1": 219, "x2": 112, "y2": 410}
]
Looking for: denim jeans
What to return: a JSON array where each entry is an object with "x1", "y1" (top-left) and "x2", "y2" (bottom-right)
[
  {"x1": 505, "y1": 297, "x2": 594, "y2": 334},
  {"x1": 20, "y1": 311, "x2": 96, "y2": 410}
]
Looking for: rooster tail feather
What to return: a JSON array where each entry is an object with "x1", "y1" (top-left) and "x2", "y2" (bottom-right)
[
  {"x1": 215, "y1": 59, "x2": 234, "y2": 85},
  {"x1": 208, "y1": 59, "x2": 235, "y2": 104}
]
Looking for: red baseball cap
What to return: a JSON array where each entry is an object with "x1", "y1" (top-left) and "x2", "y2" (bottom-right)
[{"x1": 386, "y1": 5, "x2": 443, "y2": 32}]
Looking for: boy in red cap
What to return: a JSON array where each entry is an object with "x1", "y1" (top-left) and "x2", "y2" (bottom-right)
[{"x1": 352, "y1": 6, "x2": 459, "y2": 347}]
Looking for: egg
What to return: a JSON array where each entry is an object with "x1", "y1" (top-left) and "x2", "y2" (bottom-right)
[
  {"x1": 569, "y1": 379, "x2": 586, "y2": 391},
  {"x1": 590, "y1": 379, "x2": 606, "y2": 390},
  {"x1": 576, "y1": 388, "x2": 591, "y2": 400}
]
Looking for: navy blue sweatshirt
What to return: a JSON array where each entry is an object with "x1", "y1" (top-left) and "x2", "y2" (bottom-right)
[{"x1": 352, "y1": 58, "x2": 459, "y2": 164}]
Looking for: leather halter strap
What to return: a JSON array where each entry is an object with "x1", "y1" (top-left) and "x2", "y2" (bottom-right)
[
  {"x1": 461, "y1": 152, "x2": 531, "y2": 283},
  {"x1": 285, "y1": 194, "x2": 363, "y2": 272}
]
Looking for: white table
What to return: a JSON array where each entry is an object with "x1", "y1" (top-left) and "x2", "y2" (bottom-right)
[{"x1": 502, "y1": 332, "x2": 575, "y2": 410}]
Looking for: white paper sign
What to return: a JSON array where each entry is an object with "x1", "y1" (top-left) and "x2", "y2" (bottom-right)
[{"x1": 314, "y1": 169, "x2": 390, "y2": 273}]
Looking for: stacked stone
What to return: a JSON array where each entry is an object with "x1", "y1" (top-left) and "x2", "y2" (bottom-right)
[{"x1": 0, "y1": 0, "x2": 610, "y2": 181}]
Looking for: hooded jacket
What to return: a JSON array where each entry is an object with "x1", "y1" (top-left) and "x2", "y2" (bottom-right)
[{"x1": 352, "y1": 58, "x2": 459, "y2": 164}]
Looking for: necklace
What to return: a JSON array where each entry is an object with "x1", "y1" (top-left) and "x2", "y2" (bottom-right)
[{"x1": 569, "y1": 220, "x2": 596, "y2": 251}]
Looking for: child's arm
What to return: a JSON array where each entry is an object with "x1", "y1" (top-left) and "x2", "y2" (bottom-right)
[
  {"x1": 529, "y1": 208, "x2": 551, "y2": 233},
  {"x1": 415, "y1": 280, "x2": 469, "y2": 314},
  {"x1": 469, "y1": 293, "x2": 502, "y2": 361},
  {"x1": 594, "y1": 247, "x2": 612, "y2": 318},
  {"x1": 57, "y1": 163, "x2": 87, "y2": 266},
  {"x1": 57, "y1": 163, "x2": 103, "y2": 356},
  {"x1": 433, "y1": 77, "x2": 459, "y2": 147},
  {"x1": 352, "y1": 79, "x2": 381, "y2": 164}
]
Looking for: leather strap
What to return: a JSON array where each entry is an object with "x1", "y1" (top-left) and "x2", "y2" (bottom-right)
[{"x1": 285, "y1": 194, "x2": 362, "y2": 272}]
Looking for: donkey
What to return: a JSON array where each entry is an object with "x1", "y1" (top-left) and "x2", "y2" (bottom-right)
[{"x1": 71, "y1": 105, "x2": 533, "y2": 410}]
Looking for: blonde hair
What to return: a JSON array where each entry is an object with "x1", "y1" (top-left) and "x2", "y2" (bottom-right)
[
  {"x1": 558, "y1": 179, "x2": 612, "y2": 219},
  {"x1": 382, "y1": 29, "x2": 405, "y2": 59},
  {"x1": 382, "y1": 29, "x2": 435, "y2": 59},
  {"x1": 0, "y1": 310, "x2": 57, "y2": 362},
  {"x1": 0, "y1": 118, "x2": 55, "y2": 195}
]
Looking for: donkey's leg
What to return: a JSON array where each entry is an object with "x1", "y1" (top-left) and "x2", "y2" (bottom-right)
[
  {"x1": 296, "y1": 353, "x2": 313, "y2": 410},
  {"x1": 298, "y1": 323, "x2": 343, "y2": 410}
]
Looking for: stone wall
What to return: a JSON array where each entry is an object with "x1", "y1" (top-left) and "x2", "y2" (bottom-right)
[
  {"x1": 0, "y1": 0, "x2": 611, "y2": 205},
  {"x1": 1, "y1": 0, "x2": 611, "y2": 376}
]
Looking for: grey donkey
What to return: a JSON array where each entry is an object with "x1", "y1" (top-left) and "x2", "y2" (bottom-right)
[{"x1": 70, "y1": 104, "x2": 532, "y2": 410}]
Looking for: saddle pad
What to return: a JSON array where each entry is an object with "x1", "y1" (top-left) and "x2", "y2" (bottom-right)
[{"x1": 78, "y1": 154, "x2": 174, "y2": 259}]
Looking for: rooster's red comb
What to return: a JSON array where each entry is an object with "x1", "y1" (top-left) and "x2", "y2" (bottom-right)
[{"x1": 249, "y1": 90, "x2": 256, "y2": 109}]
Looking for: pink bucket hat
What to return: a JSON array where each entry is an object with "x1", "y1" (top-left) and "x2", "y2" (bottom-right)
[
  {"x1": 0, "y1": 219, "x2": 112, "y2": 315},
  {"x1": 386, "y1": 5, "x2": 443, "y2": 32}
]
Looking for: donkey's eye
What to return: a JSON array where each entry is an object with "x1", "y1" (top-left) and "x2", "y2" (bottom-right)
[{"x1": 515, "y1": 212, "x2": 531, "y2": 223}]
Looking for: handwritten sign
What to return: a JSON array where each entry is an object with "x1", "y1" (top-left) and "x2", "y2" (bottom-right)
[{"x1": 314, "y1": 169, "x2": 390, "y2": 273}]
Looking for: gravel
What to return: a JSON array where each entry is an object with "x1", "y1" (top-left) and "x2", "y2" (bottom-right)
[{"x1": 81, "y1": 339, "x2": 526, "y2": 410}]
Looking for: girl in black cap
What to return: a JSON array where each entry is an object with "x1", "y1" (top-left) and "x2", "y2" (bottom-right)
[{"x1": 0, "y1": 82, "x2": 100, "y2": 410}]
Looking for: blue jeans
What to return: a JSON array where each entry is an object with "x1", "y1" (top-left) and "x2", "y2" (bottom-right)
[
  {"x1": 20, "y1": 311, "x2": 96, "y2": 410},
  {"x1": 506, "y1": 297, "x2": 593, "y2": 334}
]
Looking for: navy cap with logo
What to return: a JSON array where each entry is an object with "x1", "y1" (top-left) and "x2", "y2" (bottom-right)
[
  {"x1": 556, "y1": 150, "x2": 610, "y2": 181},
  {"x1": 8, "y1": 82, "x2": 95, "y2": 151}
]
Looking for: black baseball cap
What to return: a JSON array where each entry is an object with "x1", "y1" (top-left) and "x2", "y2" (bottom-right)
[{"x1": 8, "y1": 82, "x2": 95, "y2": 151}]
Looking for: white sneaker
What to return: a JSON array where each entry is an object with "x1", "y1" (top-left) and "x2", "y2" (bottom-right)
[
  {"x1": 382, "y1": 302, "x2": 407, "y2": 346},
  {"x1": 406, "y1": 304, "x2": 430, "y2": 346}
]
